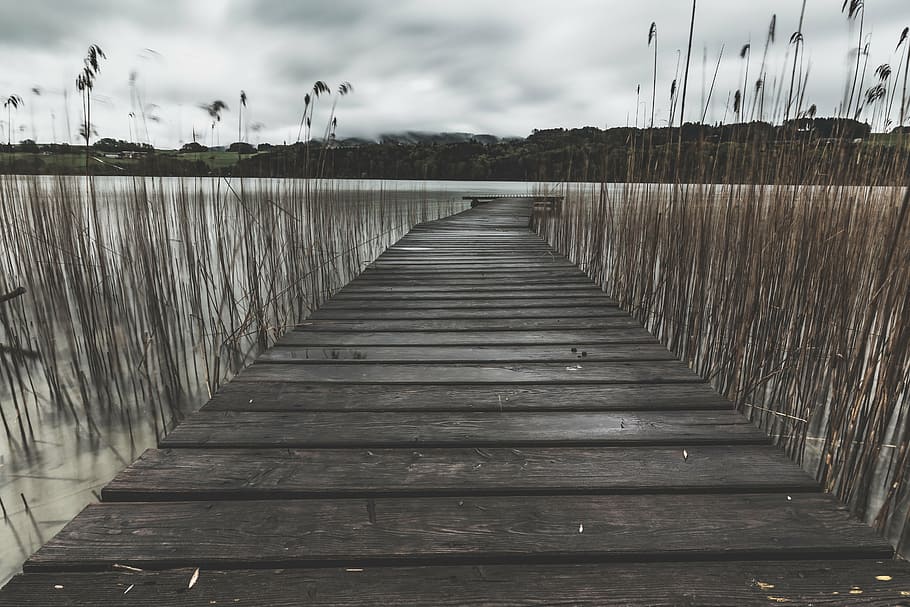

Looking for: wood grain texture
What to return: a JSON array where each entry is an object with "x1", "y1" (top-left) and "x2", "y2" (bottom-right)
[
  {"x1": 295, "y1": 318, "x2": 642, "y2": 331},
  {"x1": 345, "y1": 277, "x2": 595, "y2": 287},
  {"x1": 307, "y1": 306, "x2": 628, "y2": 320},
  {"x1": 203, "y1": 382, "x2": 735, "y2": 412},
  {"x1": 234, "y1": 361, "x2": 703, "y2": 384},
  {"x1": 6, "y1": 561, "x2": 910, "y2": 606},
  {"x1": 103, "y1": 445, "x2": 818, "y2": 501},
  {"x1": 25, "y1": 494, "x2": 892, "y2": 571},
  {"x1": 367, "y1": 262, "x2": 580, "y2": 270},
  {"x1": 281, "y1": 329, "x2": 659, "y2": 346},
  {"x1": 335, "y1": 285, "x2": 606, "y2": 296},
  {"x1": 158, "y1": 410, "x2": 765, "y2": 448},
  {"x1": 322, "y1": 296, "x2": 616, "y2": 308},
  {"x1": 258, "y1": 343, "x2": 676, "y2": 363},
  {"x1": 357, "y1": 270, "x2": 590, "y2": 280}
]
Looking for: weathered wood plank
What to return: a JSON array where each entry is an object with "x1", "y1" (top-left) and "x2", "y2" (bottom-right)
[
  {"x1": 102, "y1": 445, "x2": 818, "y2": 501},
  {"x1": 365, "y1": 256, "x2": 573, "y2": 263},
  {"x1": 203, "y1": 382, "x2": 734, "y2": 412},
  {"x1": 6, "y1": 560, "x2": 909, "y2": 606},
  {"x1": 335, "y1": 286, "x2": 608, "y2": 297},
  {"x1": 158, "y1": 410, "x2": 764, "y2": 448},
  {"x1": 295, "y1": 318, "x2": 642, "y2": 331},
  {"x1": 368, "y1": 261, "x2": 578, "y2": 270},
  {"x1": 258, "y1": 344, "x2": 676, "y2": 363},
  {"x1": 280, "y1": 329, "x2": 658, "y2": 346},
  {"x1": 25, "y1": 493, "x2": 891, "y2": 571},
  {"x1": 308, "y1": 307, "x2": 627, "y2": 320},
  {"x1": 352, "y1": 273, "x2": 589, "y2": 283},
  {"x1": 359, "y1": 269, "x2": 588, "y2": 279},
  {"x1": 235, "y1": 361, "x2": 702, "y2": 384},
  {"x1": 320, "y1": 296, "x2": 616, "y2": 309}
]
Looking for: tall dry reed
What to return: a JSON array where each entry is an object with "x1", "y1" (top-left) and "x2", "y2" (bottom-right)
[
  {"x1": 0, "y1": 176, "x2": 466, "y2": 445},
  {"x1": 535, "y1": 141, "x2": 910, "y2": 552}
]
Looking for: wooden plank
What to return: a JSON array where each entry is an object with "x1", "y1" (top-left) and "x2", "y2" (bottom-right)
[
  {"x1": 102, "y1": 445, "x2": 819, "y2": 501},
  {"x1": 368, "y1": 261, "x2": 578, "y2": 269},
  {"x1": 203, "y1": 382, "x2": 735, "y2": 412},
  {"x1": 5, "y1": 560, "x2": 909, "y2": 606},
  {"x1": 235, "y1": 361, "x2": 702, "y2": 384},
  {"x1": 346, "y1": 278, "x2": 596, "y2": 288},
  {"x1": 320, "y1": 297, "x2": 617, "y2": 309},
  {"x1": 258, "y1": 344, "x2": 676, "y2": 363},
  {"x1": 280, "y1": 329, "x2": 658, "y2": 346},
  {"x1": 25, "y1": 493, "x2": 892, "y2": 571},
  {"x1": 355, "y1": 271, "x2": 589, "y2": 280},
  {"x1": 295, "y1": 318, "x2": 642, "y2": 331},
  {"x1": 379, "y1": 254, "x2": 569, "y2": 260},
  {"x1": 362, "y1": 267, "x2": 584, "y2": 276},
  {"x1": 335, "y1": 287, "x2": 608, "y2": 297},
  {"x1": 307, "y1": 307, "x2": 628, "y2": 320},
  {"x1": 158, "y1": 410, "x2": 764, "y2": 448}
]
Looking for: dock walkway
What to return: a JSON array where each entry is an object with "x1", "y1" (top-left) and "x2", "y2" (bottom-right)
[{"x1": 2, "y1": 198, "x2": 908, "y2": 605}]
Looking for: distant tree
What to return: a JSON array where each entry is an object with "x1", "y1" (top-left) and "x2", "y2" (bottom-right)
[
  {"x1": 180, "y1": 141, "x2": 208, "y2": 153},
  {"x1": 228, "y1": 141, "x2": 255, "y2": 154},
  {"x1": 18, "y1": 138, "x2": 39, "y2": 153}
]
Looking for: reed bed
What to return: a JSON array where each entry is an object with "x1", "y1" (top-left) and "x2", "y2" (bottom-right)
[
  {"x1": 535, "y1": 136, "x2": 910, "y2": 551},
  {"x1": 0, "y1": 175, "x2": 466, "y2": 446}
]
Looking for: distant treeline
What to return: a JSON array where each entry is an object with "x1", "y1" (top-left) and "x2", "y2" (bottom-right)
[
  {"x1": 3, "y1": 119, "x2": 909, "y2": 184},
  {"x1": 237, "y1": 119, "x2": 909, "y2": 184}
]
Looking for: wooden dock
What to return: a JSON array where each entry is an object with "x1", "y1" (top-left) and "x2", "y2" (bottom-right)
[{"x1": 2, "y1": 197, "x2": 908, "y2": 605}]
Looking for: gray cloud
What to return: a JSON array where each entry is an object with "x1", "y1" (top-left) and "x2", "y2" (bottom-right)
[{"x1": 1, "y1": 0, "x2": 908, "y2": 148}]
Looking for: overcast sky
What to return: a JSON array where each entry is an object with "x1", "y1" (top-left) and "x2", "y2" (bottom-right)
[{"x1": 1, "y1": 0, "x2": 908, "y2": 148}]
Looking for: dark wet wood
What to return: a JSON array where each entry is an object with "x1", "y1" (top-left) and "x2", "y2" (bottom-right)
[
  {"x1": 308, "y1": 306, "x2": 627, "y2": 319},
  {"x1": 5, "y1": 561, "x2": 909, "y2": 607},
  {"x1": 157, "y1": 410, "x2": 766, "y2": 448},
  {"x1": 234, "y1": 361, "x2": 703, "y2": 384},
  {"x1": 258, "y1": 343, "x2": 676, "y2": 363},
  {"x1": 25, "y1": 494, "x2": 892, "y2": 571},
  {"x1": 321, "y1": 296, "x2": 616, "y2": 308},
  {"x1": 335, "y1": 286, "x2": 607, "y2": 296},
  {"x1": 203, "y1": 382, "x2": 735, "y2": 412},
  {"x1": 103, "y1": 445, "x2": 818, "y2": 501},
  {"x1": 295, "y1": 317, "x2": 643, "y2": 331},
  {"x1": 4, "y1": 196, "x2": 905, "y2": 603},
  {"x1": 280, "y1": 328, "x2": 659, "y2": 346}
]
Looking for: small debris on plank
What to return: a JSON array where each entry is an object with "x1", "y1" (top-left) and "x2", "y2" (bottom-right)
[{"x1": 188, "y1": 567, "x2": 200, "y2": 589}]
